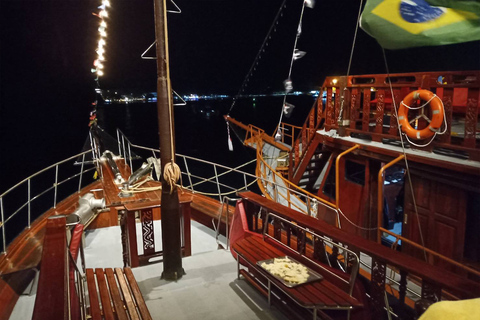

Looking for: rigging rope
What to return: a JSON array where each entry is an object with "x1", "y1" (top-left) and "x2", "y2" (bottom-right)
[
  {"x1": 337, "y1": 0, "x2": 364, "y2": 123},
  {"x1": 227, "y1": 0, "x2": 288, "y2": 115},
  {"x1": 276, "y1": 1, "x2": 307, "y2": 130},
  {"x1": 382, "y1": 48, "x2": 428, "y2": 263}
]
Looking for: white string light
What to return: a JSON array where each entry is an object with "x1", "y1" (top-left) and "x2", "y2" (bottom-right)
[{"x1": 91, "y1": 1, "x2": 110, "y2": 78}]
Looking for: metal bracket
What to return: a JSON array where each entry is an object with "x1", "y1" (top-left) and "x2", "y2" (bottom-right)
[{"x1": 140, "y1": 1, "x2": 182, "y2": 60}]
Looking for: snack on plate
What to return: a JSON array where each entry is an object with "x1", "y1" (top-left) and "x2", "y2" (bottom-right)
[{"x1": 261, "y1": 257, "x2": 309, "y2": 284}]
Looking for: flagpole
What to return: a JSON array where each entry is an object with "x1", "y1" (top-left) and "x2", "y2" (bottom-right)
[{"x1": 153, "y1": 0, "x2": 184, "y2": 280}]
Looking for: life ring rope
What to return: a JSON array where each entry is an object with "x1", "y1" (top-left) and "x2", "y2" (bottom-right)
[{"x1": 400, "y1": 94, "x2": 437, "y2": 111}]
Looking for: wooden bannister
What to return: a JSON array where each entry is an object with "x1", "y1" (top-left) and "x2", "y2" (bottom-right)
[
  {"x1": 238, "y1": 191, "x2": 480, "y2": 317},
  {"x1": 32, "y1": 216, "x2": 69, "y2": 320}
]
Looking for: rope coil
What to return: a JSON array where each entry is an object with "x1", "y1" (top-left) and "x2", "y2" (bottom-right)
[{"x1": 163, "y1": 162, "x2": 181, "y2": 194}]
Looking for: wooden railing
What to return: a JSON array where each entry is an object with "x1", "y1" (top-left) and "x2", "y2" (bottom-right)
[
  {"x1": 238, "y1": 191, "x2": 480, "y2": 319},
  {"x1": 288, "y1": 97, "x2": 326, "y2": 176},
  {"x1": 322, "y1": 71, "x2": 480, "y2": 160},
  {"x1": 286, "y1": 71, "x2": 480, "y2": 178},
  {"x1": 254, "y1": 136, "x2": 339, "y2": 222}
]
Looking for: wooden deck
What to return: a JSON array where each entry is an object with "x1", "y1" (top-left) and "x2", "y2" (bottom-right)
[{"x1": 0, "y1": 157, "x2": 234, "y2": 319}]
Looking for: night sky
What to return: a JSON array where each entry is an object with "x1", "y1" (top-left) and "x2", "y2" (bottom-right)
[{"x1": 1, "y1": 0, "x2": 479, "y2": 191}]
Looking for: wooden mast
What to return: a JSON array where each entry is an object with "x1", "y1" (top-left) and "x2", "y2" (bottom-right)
[{"x1": 153, "y1": 0, "x2": 184, "y2": 280}]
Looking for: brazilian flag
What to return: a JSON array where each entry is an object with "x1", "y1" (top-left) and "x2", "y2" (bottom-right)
[{"x1": 360, "y1": 0, "x2": 480, "y2": 49}]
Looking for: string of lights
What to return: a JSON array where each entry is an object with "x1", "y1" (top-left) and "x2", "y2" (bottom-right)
[
  {"x1": 91, "y1": 0, "x2": 110, "y2": 78},
  {"x1": 89, "y1": 0, "x2": 110, "y2": 127}
]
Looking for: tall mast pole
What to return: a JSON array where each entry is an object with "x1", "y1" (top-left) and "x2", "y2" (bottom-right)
[{"x1": 153, "y1": 0, "x2": 184, "y2": 280}]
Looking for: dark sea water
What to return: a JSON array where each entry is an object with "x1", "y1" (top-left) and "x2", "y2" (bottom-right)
[{"x1": 0, "y1": 94, "x2": 316, "y2": 244}]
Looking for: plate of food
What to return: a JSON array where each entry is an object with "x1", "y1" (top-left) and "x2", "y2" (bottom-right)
[{"x1": 257, "y1": 256, "x2": 323, "y2": 288}]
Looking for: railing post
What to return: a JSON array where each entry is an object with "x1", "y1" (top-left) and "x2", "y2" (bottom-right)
[
  {"x1": 1, "y1": 197, "x2": 5, "y2": 254},
  {"x1": 28, "y1": 179, "x2": 31, "y2": 228},
  {"x1": 183, "y1": 157, "x2": 194, "y2": 192},
  {"x1": 122, "y1": 136, "x2": 127, "y2": 165},
  {"x1": 213, "y1": 165, "x2": 222, "y2": 202},
  {"x1": 78, "y1": 153, "x2": 85, "y2": 193},
  {"x1": 117, "y1": 129, "x2": 122, "y2": 156},
  {"x1": 53, "y1": 165, "x2": 59, "y2": 209},
  {"x1": 377, "y1": 154, "x2": 405, "y2": 243},
  {"x1": 128, "y1": 142, "x2": 133, "y2": 174},
  {"x1": 243, "y1": 174, "x2": 248, "y2": 191},
  {"x1": 307, "y1": 197, "x2": 311, "y2": 216}
]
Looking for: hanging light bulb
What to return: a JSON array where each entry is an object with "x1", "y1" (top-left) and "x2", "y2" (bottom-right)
[
  {"x1": 98, "y1": 39, "x2": 106, "y2": 46},
  {"x1": 99, "y1": 10, "x2": 108, "y2": 18},
  {"x1": 100, "y1": 21, "x2": 107, "y2": 28},
  {"x1": 103, "y1": 0, "x2": 111, "y2": 7},
  {"x1": 96, "y1": 47, "x2": 105, "y2": 55},
  {"x1": 305, "y1": 0, "x2": 316, "y2": 8},
  {"x1": 98, "y1": 54, "x2": 105, "y2": 61},
  {"x1": 293, "y1": 49, "x2": 306, "y2": 60},
  {"x1": 99, "y1": 30, "x2": 107, "y2": 37},
  {"x1": 97, "y1": 70, "x2": 104, "y2": 76},
  {"x1": 97, "y1": 63, "x2": 104, "y2": 69}
]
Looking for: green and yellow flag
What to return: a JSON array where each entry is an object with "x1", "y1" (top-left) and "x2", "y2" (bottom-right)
[{"x1": 360, "y1": 0, "x2": 480, "y2": 49}]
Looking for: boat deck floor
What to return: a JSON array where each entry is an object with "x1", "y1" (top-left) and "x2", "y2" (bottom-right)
[{"x1": 10, "y1": 221, "x2": 289, "y2": 320}]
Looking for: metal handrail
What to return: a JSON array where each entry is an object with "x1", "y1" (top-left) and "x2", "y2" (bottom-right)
[
  {"x1": 0, "y1": 150, "x2": 93, "y2": 254},
  {"x1": 214, "y1": 196, "x2": 240, "y2": 250},
  {"x1": 264, "y1": 211, "x2": 359, "y2": 296}
]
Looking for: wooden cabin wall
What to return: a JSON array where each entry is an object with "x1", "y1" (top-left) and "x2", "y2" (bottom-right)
[
  {"x1": 336, "y1": 156, "x2": 376, "y2": 240},
  {"x1": 402, "y1": 174, "x2": 468, "y2": 270}
]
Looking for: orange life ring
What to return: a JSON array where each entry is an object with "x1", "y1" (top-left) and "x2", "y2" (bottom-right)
[{"x1": 398, "y1": 90, "x2": 444, "y2": 140}]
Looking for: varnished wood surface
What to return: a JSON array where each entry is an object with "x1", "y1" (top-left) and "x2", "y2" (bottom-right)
[
  {"x1": 0, "y1": 180, "x2": 103, "y2": 276},
  {"x1": 239, "y1": 191, "x2": 480, "y2": 299},
  {"x1": 0, "y1": 158, "x2": 232, "y2": 319},
  {"x1": 32, "y1": 217, "x2": 68, "y2": 320},
  {"x1": 86, "y1": 269, "x2": 102, "y2": 320},
  {"x1": 87, "y1": 268, "x2": 152, "y2": 320},
  {"x1": 234, "y1": 235, "x2": 362, "y2": 309}
]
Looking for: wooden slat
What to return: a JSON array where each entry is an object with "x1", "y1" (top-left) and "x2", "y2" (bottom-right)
[
  {"x1": 239, "y1": 191, "x2": 480, "y2": 298},
  {"x1": 124, "y1": 268, "x2": 152, "y2": 320},
  {"x1": 94, "y1": 268, "x2": 115, "y2": 320},
  {"x1": 105, "y1": 268, "x2": 129, "y2": 320},
  {"x1": 86, "y1": 269, "x2": 102, "y2": 320},
  {"x1": 234, "y1": 236, "x2": 359, "y2": 308},
  {"x1": 115, "y1": 268, "x2": 140, "y2": 320}
]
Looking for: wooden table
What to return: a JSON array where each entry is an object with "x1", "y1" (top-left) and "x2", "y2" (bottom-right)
[
  {"x1": 120, "y1": 197, "x2": 192, "y2": 268},
  {"x1": 233, "y1": 236, "x2": 362, "y2": 320}
]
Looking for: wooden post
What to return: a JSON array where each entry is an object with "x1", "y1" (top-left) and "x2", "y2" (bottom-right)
[{"x1": 154, "y1": 0, "x2": 184, "y2": 280}]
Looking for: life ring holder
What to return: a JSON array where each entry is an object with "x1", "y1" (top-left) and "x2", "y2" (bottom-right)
[{"x1": 398, "y1": 89, "x2": 447, "y2": 147}]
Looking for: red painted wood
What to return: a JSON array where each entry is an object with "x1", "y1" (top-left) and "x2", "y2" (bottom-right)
[
  {"x1": 234, "y1": 235, "x2": 362, "y2": 308},
  {"x1": 350, "y1": 88, "x2": 359, "y2": 129},
  {"x1": 375, "y1": 89, "x2": 385, "y2": 134},
  {"x1": 238, "y1": 191, "x2": 480, "y2": 298},
  {"x1": 32, "y1": 217, "x2": 68, "y2": 320},
  {"x1": 362, "y1": 89, "x2": 371, "y2": 132}
]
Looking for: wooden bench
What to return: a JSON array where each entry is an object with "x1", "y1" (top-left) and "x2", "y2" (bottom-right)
[
  {"x1": 86, "y1": 267, "x2": 152, "y2": 320},
  {"x1": 233, "y1": 235, "x2": 362, "y2": 320}
]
